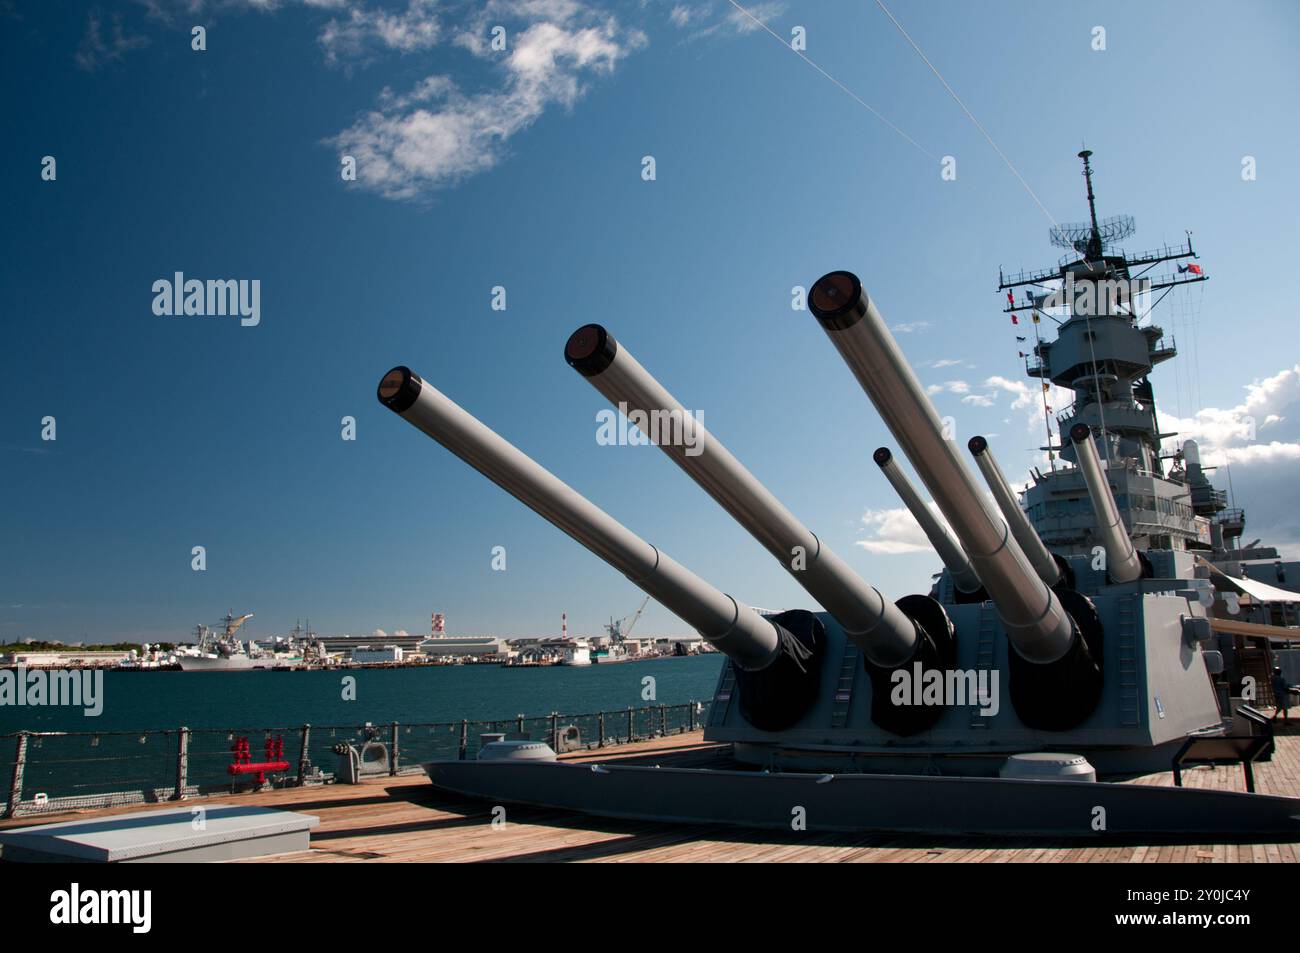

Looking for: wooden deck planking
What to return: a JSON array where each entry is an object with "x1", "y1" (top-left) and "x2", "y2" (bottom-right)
[{"x1": 4, "y1": 725, "x2": 1299, "y2": 863}]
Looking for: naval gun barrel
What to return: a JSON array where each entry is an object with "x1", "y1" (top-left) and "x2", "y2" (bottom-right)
[
  {"x1": 565, "y1": 324, "x2": 921, "y2": 668},
  {"x1": 873, "y1": 448, "x2": 982, "y2": 595},
  {"x1": 808, "y1": 272, "x2": 1076, "y2": 665},
  {"x1": 1069, "y1": 423, "x2": 1143, "y2": 584},
  {"x1": 376, "y1": 366, "x2": 781, "y2": 670},
  {"x1": 967, "y1": 436, "x2": 1061, "y2": 587}
]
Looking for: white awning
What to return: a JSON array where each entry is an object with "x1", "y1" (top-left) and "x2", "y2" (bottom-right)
[
  {"x1": 1224, "y1": 574, "x2": 1300, "y2": 604},
  {"x1": 1195, "y1": 556, "x2": 1300, "y2": 603}
]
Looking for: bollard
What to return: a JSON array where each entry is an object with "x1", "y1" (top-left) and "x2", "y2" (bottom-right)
[{"x1": 390, "y1": 722, "x2": 400, "y2": 776}]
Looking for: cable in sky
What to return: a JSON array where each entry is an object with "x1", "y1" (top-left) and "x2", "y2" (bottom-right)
[
  {"x1": 872, "y1": 0, "x2": 1060, "y2": 230},
  {"x1": 724, "y1": 0, "x2": 937, "y2": 161}
]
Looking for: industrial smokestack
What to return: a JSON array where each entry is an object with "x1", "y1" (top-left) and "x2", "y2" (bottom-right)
[
  {"x1": 377, "y1": 365, "x2": 783, "y2": 670},
  {"x1": 565, "y1": 324, "x2": 922, "y2": 669},
  {"x1": 808, "y1": 271, "x2": 1076, "y2": 665},
  {"x1": 1069, "y1": 424, "x2": 1143, "y2": 584},
  {"x1": 873, "y1": 447, "x2": 982, "y2": 596},
  {"x1": 967, "y1": 436, "x2": 1061, "y2": 587}
]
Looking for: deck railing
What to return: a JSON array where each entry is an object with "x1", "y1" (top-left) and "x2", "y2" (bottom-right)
[{"x1": 0, "y1": 700, "x2": 709, "y2": 819}]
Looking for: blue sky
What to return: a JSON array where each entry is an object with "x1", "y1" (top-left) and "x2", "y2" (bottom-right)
[{"x1": 3, "y1": 0, "x2": 1299, "y2": 644}]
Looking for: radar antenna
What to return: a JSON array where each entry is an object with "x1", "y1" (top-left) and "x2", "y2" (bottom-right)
[{"x1": 1049, "y1": 151, "x2": 1135, "y2": 259}]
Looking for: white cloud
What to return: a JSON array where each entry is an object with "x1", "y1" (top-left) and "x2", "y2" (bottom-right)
[
  {"x1": 856, "y1": 507, "x2": 932, "y2": 554},
  {"x1": 493, "y1": 0, "x2": 584, "y2": 21},
  {"x1": 925, "y1": 379, "x2": 970, "y2": 397},
  {"x1": 1160, "y1": 366, "x2": 1300, "y2": 554},
  {"x1": 319, "y1": 0, "x2": 441, "y2": 64},
  {"x1": 971, "y1": 374, "x2": 1069, "y2": 434},
  {"x1": 135, "y1": 0, "x2": 350, "y2": 21},
  {"x1": 669, "y1": 4, "x2": 694, "y2": 27},
  {"x1": 453, "y1": 0, "x2": 587, "y2": 54},
  {"x1": 668, "y1": 0, "x2": 787, "y2": 39},
  {"x1": 334, "y1": 13, "x2": 642, "y2": 198},
  {"x1": 75, "y1": 10, "x2": 150, "y2": 71},
  {"x1": 983, "y1": 375, "x2": 1032, "y2": 410},
  {"x1": 891, "y1": 321, "x2": 930, "y2": 334},
  {"x1": 108, "y1": 1, "x2": 645, "y2": 200},
  {"x1": 1161, "y1": 364, "x2": 1300, "y2": 459},
  {"x1": 1214, "y1": 441, "x2": 1300, "y2": 466},
  {"x1": 85, "y1": 0, "x2": 782, "y2": 200},
  {"x1": 132, "y1": 0, "x2": 208, "y2": 23},
  {"x1": 856, "y1": 502, "x2": 955, "y2": 556},
  {"x1": 723, "y1": 0, "x2": 783, "y2": 34}
]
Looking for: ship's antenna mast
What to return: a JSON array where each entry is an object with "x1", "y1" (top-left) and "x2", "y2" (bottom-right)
[
  {"x1": 1080, "y1": 149, "x2": 1104, "y2": 262},
  {"x1": 1076, "y1": 149, "x2": 1111, "y2": 464}
]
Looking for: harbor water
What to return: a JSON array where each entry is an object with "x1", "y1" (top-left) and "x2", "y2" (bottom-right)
[
  {"x1": 0, "y1": 656, "x2": 724, "y2": 808},
  {"x1": 0, "y1": 655, "x2": 724, "y2": 735}
]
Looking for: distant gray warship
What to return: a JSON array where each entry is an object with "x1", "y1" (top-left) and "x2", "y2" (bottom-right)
[{"x1": 378, "y1": 152, "x2": 1299, "y2": 837}]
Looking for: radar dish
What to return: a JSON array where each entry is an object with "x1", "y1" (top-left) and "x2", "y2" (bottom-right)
[{"x1": 1050, "y1": 214, "x2": 1136, "y2": 254}]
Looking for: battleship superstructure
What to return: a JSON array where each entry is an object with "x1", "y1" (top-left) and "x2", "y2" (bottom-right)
[
  {"x1": 1003, "y1": 152, "x2": 1299, "y2": 699},
  {"x1": 1002, "y1": 151, "x2": 1207, "y2": 556},
  {"x1": 378, "y1": 154, "x2": 1300, "y2": 836}
]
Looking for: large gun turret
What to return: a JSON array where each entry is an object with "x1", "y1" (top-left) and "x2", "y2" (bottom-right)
[
  {"x1": 968, "y1": 436, "x2": 1062, "y2": 587},
  {"x1": 377, "y1": 366, "x2": 822, "y2": 730},
  {"x1": 565, "y1": 324, "x2": 924, "y2": 670},
  {"x1": 809, "y1": 271, "x2": 1103, "y2": 729},
  {"x1": 873, "y1": 447, "x2": 983, "y2": 599},
  {"x1": 1069, "y1": 423, "x2": 1143, "y2": 584}
]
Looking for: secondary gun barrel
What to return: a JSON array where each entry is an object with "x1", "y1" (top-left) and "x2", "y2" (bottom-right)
[
  {"x1": 808, "y1": 271, "x2": 1076, "y2": 665},
  {"x1": 1069, "y1": 423, "x2": 1142, "y2": 584},
  {"x1": 968, "y1": 436, "x2": 1061, "y2": 587},
  {"x1": 377, "y1": 365, "x2": 780, "y2": 670},
  {"x1": 873, "y1": 447, "x2": 982, "y2": 595},
  {"x1": 565, "y1": 324, "x2": 920, "y2": 668}
]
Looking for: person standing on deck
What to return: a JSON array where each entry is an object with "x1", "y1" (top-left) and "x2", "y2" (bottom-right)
[{"x1": 1271, "y1": 666, "x2": 1292, "y2": 723}]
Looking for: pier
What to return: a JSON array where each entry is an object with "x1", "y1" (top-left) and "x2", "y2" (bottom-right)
[{"x1": 3, "y1": 721, "x2": 1300, "y2": 862}]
